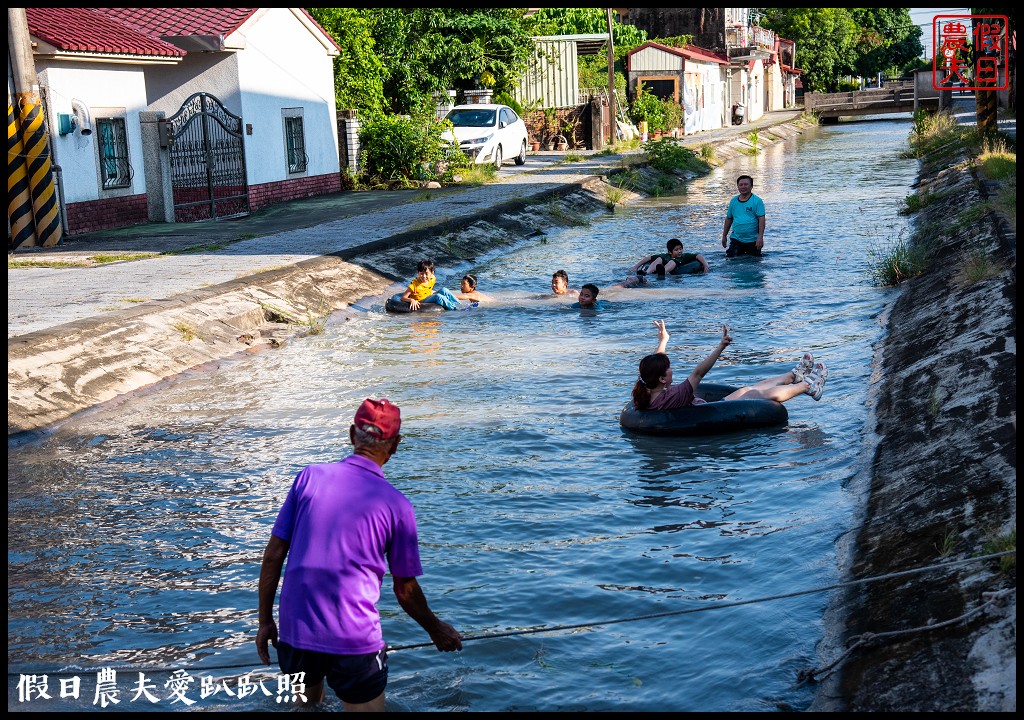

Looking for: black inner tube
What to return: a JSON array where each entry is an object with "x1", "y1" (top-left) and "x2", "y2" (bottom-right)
[{"x1": 620, "y1": 382, "x2": 789, "y2": 436}]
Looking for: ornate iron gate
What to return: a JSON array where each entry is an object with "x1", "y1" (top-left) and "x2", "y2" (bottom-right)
[{"x1": 167, "y1": 92, "x2": 248, "y2": 222}]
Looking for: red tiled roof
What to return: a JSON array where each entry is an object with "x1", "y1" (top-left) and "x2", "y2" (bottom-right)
[
  {"x1": 26, "y1": 8, "x2": 185, "y2": 57},
  {"x1": 96, "y1": 8, "x2": 258, "y2": 39},
  {"x1": 626, "y1": 41, "x2": 730, "y2": 66}
]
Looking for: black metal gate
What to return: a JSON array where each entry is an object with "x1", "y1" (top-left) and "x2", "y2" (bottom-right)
[{"x1": 167, "y1": 92, "x2": 248, "y2": 222}]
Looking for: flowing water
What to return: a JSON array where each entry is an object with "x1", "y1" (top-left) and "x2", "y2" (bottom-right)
[{"x1": 8, "y1": 117, "x2": 919, "y2": 712}]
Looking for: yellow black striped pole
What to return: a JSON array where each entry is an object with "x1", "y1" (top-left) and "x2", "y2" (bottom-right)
[
  {"x1": 8, "y1": 103, "x2": 37, "y2": 249},
  {"x1": 18, "y1": 97, "x2": 62, "y2": 247}
]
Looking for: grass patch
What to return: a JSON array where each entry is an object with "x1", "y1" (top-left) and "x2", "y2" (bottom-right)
[
  {"x1": 237, "y1": 233, "x2": 258, "y2": 240},
  {"x1": 604, "y1": 184, "x2": 628, "y2": 211},
  {"x1": 991, "y1": 180, "x2": 1016, "y2": 232},
  {"x1": 898, "y1": 191, "x2": 938, "y2": 215},
  {"x1": 981, "y1": 526, "x2": 1016, "y2": 573},
  {"x1": 120, "y1": 297, "x2": 148, "y2": 303},
  {"x1": 172, "y1": 321, "x2": 198, "y2": 342},
  {"x1": 976, "y1": 135, "x2": 1015, "y2": 181},
  {"x1": 866, "y1": 232, "x2": 939, "y2": 286},
  {"x1": 698, "y1": 143, "x2": 716, "y2": 165},
  {"x1": 540, "y1": 199, "x2": 591, "y2": 227},
  {"x1": 903, "y1": 109, "x2": 972, "y2": 159},
  {"x1": 642, "y1": 138, "x2": 712, "y2": 174},
  {"x1": 8, "y1": 258, "x2": 89, "y2": 269},
  {"x1": 456, "y1": 164, "x2": 497, "y2": 186},
  {"x1": 562, "y1": 151, "x2": 586, "y2": 163},
  {"x1": 163, "y1": 242, "x2": 231, "y2": 256},
  {"x1": 746, "y1": 128, "x2": 760, "y2": 154},
  {"x1": 934, "y1": 527, "x2": 960, "y2": 558},
  {"x1": 93, "y1": 252, "x2": 161, "y2": 264},
  {"x1": 954, "y1": 246, "x2": 1003, "y2": 286},
  {"x1": 259, "y1": 297, "x2": 330, "y2": 336}
]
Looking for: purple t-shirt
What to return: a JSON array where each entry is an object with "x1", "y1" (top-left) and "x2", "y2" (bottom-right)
[
  {"x1": 272, "y1": 454, "x2": 423, "y2": 654},
  {"x1": 649, "y1": 379, "x2": 707, "y2": 410}
]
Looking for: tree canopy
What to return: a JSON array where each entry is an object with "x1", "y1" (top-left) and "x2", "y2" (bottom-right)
[
  {"x1": 311, "y1": 8, "x2": 536, "y2": 116},
  {"x1": 759, "y1": 7, "x2": 923, "y2": 91}
]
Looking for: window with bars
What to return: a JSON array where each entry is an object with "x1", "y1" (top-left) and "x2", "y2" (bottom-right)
[
  {"x1": 96, "y1": 117, "x2": 132, "y2": 189},
  {"x1": 284, "y1": 115, "x2": 307, "y2": 173}
]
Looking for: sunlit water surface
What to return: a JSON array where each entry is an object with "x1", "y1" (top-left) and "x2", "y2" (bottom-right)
[{"x1": 8, "y1": 117, "x2": 918, "y2": 712}]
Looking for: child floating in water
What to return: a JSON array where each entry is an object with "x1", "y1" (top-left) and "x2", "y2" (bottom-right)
[
  {"x1": 630, "y1": 238, "x2": 709, "y2": 276},
  {"x1": 393, "y1": 258, "x2": 461, "y2": 311},
  {"x1": 455, "y1": 274, "x2": 490, "y2": 303}
]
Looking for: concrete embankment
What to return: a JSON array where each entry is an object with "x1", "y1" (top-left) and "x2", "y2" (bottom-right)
[
  {"x1": 812, "y1": 130, "x2": 1016, "y2": 711},
  {"x1": 8, "y1": 114, "x2": 811, "y2": 438}
]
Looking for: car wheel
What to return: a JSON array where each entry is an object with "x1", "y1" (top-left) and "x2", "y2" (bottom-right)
[
  {"x1": 493, "y1": 145, "x2": 502, "y2": 170},
  {"x1": 514, "y1": 139, "x2": 527, "y2": 165}
]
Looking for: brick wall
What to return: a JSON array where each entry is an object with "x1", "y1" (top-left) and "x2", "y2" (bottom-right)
[
  {"x1": 248, "y1": 173, "x2": 342, "y2": 212},
  {"x1": 65, "y1": 194, "x2": 148, "y2": 236}
]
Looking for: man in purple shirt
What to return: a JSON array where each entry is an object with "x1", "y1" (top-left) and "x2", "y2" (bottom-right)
[{"x1": 257, "y1": 397, "x2": 462, "y2": 711}]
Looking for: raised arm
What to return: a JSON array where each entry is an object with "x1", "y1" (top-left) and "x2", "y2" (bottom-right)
[
  {"x1": 686, "y1": 324, "x2": 732, "y2": 389},
  {"x1": 653, "y1": 319, "x2": 670, "y2": 354},
  {"x1": 393, "y1": 576, "x2": 462, "y2": 651}
]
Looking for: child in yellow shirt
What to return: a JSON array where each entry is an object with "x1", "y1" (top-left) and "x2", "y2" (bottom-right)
[{"x1": 394, "y1": 259, "x2": 461, "y2": 311}]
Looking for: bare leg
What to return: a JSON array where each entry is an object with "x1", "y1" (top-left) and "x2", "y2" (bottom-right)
[
  {"x1": 741, "y1": 372, "x2": 798, "y2": 392},
  {"x1": 725, "y1": 377, "x2": 809, "y2": 403},
  {"x1": 343, "y1": 691, "x2": 386, "y2": 712},
  {"x1": 663, "y1": 259, "x2": 678, "y2": 274},
  {"x1": 296, "y1": 680, "x2": 325, "y2": 709}
]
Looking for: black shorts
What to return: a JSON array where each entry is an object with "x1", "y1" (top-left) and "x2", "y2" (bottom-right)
[
  {"x1": 726, "y1": 239, "x2": 762, "y2": 257},
  {"x1": 276, "y1": 641, "x2": 388, "y2": 705}
]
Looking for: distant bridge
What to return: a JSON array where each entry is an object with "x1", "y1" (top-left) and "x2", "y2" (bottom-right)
[{"x1": 804, "y1": 82, "x2": 940, "y2": 122}]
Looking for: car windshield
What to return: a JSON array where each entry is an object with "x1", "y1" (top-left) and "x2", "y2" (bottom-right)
[{"x1": 445, "y1": 109, "x2": 497, "y2": 128}]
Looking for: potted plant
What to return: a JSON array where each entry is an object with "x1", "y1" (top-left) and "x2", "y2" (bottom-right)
[{"x1": 531, "y1": 140, "x2": 542, "y2": 151}]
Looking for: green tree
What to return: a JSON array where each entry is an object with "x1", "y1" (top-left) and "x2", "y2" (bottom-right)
[
  {"x1": 848, "y1": 9, "x2": 923, "y2": 79},
  {"x1": 528, "y1": 8, "x2": 647, "y2": 52},
  {"x1": 308, "y1": 8, "x2": 386, "y2": 115},
  {"x1": 365, "y1": 8, "x2": 535, "y2": 115},
  {"x1": 759, "y1": 8, "x2": 858, "y2": 92}
]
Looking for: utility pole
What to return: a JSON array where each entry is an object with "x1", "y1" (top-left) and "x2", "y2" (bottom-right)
[
  {"x1": 8, "y1": 7, "x2": 62, "y2": 248},
  {"x1": 606, "y1": 8, "x2": 617, "y2": 146}
]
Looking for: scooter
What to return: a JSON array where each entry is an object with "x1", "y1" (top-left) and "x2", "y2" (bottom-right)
[{"x1": 732, "y1": 102, "x2": 745, "y2": 126}]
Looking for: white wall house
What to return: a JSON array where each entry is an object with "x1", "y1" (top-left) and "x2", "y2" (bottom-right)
[
  {"x1": 626, "y1": 41, "x2": 730, "y2": 135},
  {"x1": 23, "y1": 7, "x2": 341, "y2": 235}
]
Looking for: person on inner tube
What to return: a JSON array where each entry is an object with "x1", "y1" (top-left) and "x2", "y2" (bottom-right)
[
  {"x1": 395, "y1": 259, "x2": 461, "y2": 311},
  {"x1": 632, "y1": 321, "x2": 829, "y2": 411},
  {"x1": 630, "y1": 238, "x2": 709, "y2": 276}
]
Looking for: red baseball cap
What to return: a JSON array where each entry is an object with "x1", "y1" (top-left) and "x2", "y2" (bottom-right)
[{"x1": 353, "y1": 398, "x2": 401, "y2": 439}]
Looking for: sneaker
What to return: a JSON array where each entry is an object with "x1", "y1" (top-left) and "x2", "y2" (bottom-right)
[
  {"x1": 812, "y1": 361, "x2": 828, "y2": 382},
  {"x1": 792, "y1": 352, "x2": 815, "y2": 382},
  {"x1": 805, "y1": 364, "x2": 828, "y2": 401}
]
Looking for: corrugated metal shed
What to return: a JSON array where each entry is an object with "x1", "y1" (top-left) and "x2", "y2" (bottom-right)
[{"x1": 515, "y1": 34, "x2": 607, "y2": 110}]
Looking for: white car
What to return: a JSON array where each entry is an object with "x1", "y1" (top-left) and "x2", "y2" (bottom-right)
[{"x1": 441, "y1": 104, "x2": 529, "y2": 169}]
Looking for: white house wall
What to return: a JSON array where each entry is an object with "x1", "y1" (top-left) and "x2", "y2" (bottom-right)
[
  {"x1": 682, "y1": 59, "x2": 725, "y2": 134},
  {"x1": 37, "y1": 62, "x2": 148, "y2": 204},
  {"x1": 236, "y1": 8, "x2": 340, "y2": 183},
  {"x1": 144, "y1": 53, "x2": 242, "y2": 118}
]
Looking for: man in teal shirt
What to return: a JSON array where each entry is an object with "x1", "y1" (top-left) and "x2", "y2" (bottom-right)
[{"x1": 721, "y1": 175, "x2": 766, "y2": 257}]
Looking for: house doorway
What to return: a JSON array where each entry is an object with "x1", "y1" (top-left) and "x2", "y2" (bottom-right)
[{"x1": 166, "y1": 92, "x2": 249, "y2": 222}]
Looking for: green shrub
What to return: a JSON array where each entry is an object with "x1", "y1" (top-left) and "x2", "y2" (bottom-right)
[
  {"x1": 867, "y1": 235, "x2": 938, "y2": 286},
  {"x1": 643, "y1": 138, "x2": 711, "y2": 175},
  {"x1": 359, "y1": 110, "x2": 468, "y2": 187},
  {"x1": 630, "y1": 85, "x2": 667, "y2": 132}
]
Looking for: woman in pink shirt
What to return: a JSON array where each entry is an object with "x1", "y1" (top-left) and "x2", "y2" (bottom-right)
[{"x1": 632, "y1": 320, "x2": 828, "y2": 411}]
